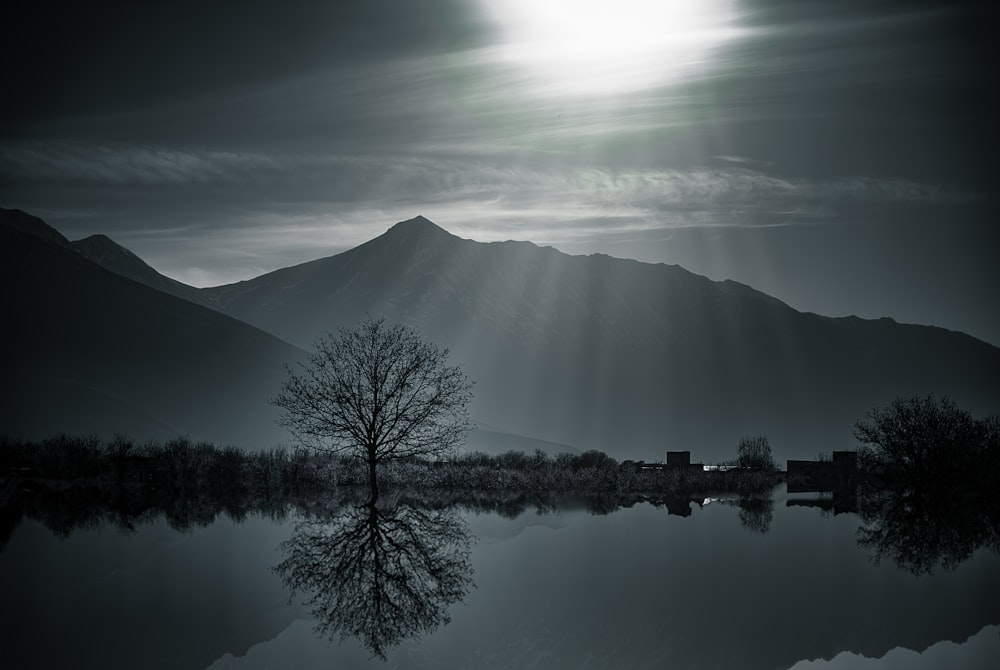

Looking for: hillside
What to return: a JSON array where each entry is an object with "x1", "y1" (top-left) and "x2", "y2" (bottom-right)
[
  {"x1": 72, "y1": 233, "x2": 216, "y2": 309},
  {"x1": 0, "y1": 209, "x2": 305, "y2": 448}
]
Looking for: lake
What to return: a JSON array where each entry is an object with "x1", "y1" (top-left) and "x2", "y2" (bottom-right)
[{"x1": 1, "y1": 486, "x2": 998, "y2": 669}]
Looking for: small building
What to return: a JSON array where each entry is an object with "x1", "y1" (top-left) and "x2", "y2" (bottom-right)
[
  {"x1": 666, "y1": 451, "x2": 691, "y2": 467},
  {"x1": 787, "y1": 451, "x2": 857, "y2": 493},
  {"x1": 832, "y1": 450, "x2": 857, "y2": 470}
]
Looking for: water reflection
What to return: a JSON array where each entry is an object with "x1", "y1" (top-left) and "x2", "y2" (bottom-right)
[
  {"x1": 738, "y1": 497, "x2": 774, "y2": 534},
  {"x1": 856, "y1": 476, "x2": 1000, "y2": 576},
  {"x1": 2, "y1": 477, "x2": 998, "y2": 669},
  {"x1": 273, "y1": 497, "x2": 474, "y2": 660}
]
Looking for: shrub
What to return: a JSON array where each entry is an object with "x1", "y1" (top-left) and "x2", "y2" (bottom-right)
[{"x1": 736, "y1": 435, "x2": 776, "y2": 471}]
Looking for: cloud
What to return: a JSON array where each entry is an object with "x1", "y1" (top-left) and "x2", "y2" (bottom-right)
[
  {"x1": 165, "y1": 159, "x2": 978, "y2": 285},
  {"x1": 303, "y1": 157, "x2": 977, "y2": 229},
  {"x1": 6, "y1": 140, "x2": 971, "y2": 212},
  {"x1": 6, "y1": 140, "x2": 979, "y2": 287},
  {"x1": 0, "y1": 141, "x2": 281, "y2": 184}
]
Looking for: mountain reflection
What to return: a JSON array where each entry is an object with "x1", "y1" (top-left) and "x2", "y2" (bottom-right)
[{"x1": 274, "y1": 497, "x2": 474, "y2": 660}]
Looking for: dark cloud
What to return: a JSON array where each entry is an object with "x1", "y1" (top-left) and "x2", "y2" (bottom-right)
[{"x1": 1, "y1": 0, "x2": 489, "y2": 129}]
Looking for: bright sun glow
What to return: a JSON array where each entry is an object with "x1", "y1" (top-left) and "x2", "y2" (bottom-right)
[{"x1": 483, "y1": 0, "x2": 741, "y2": 96}]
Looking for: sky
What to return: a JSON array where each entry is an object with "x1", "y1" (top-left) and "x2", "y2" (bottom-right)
[{"x1": 2, "y1": 0, "x2": 998, "y2": 345}]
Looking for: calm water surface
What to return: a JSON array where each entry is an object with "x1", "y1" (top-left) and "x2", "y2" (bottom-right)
[{"x1": 1, "y1": 488, "x2": 998, "y2": 669}]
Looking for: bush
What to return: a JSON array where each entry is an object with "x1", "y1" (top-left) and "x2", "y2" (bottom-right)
[
  {"x1": 736, "y1": 435, "x2": 776, "y2": 471},
  {"x1": 853, "y1": 394, "x2": 990, "y2": 479}
]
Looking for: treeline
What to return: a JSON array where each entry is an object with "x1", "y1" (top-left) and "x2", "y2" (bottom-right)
[
  {"x1": 0, "y1": 435, "x2": 785, "y2": 548},
  {"x1": 379, "y1": 449, "x2": 781, "y2": 494},
  {"x1": 1, "y1": 434, "x2": 782, "y2": 495},
  {"x1": 0, "y1": 435, "x2": 340, "y2": 549}
]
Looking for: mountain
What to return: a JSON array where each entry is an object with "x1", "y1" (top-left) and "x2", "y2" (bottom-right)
[
  {"x1": 200, "y1": 216, "x2": 1000, "y2": 462},
  {"x1": 0, "y1": 208, "x2": 304, "y2": 448},
  {"x1": 0, "y1": 207, "x2": 76, "y2": 249},
  {"x1": 72, "y1": 233, "x2": 216, "y2": 309}
]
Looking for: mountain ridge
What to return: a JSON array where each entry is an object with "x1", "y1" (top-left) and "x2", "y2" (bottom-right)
[
  {"x1": 4, "y1": 209, "x2": 997, "y2": 460},
  {"x1": 0, "y1": 208, "x2": 306, "y2": 447},
  {"x1": 71, "y1": 232, "x2": 217, "y2": 309},
  {"x1": 196, "y1": 215, "x2": 1000, "y2": 460}
]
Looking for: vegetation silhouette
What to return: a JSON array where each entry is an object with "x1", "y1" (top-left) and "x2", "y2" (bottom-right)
[
  {"x1": 1, "y1": 434, "x2": 791, "y2": 555},
  {"x1": 274, "y1": 496, "x2": 474, "y2": 660},
  {"x1": 738, "y1": 496, "x2": 775, "y2": 535},
  {"x1": 856, "y1": 480, "x2": 1000, "y2": 575},
  {"x1": 735, "y1": 434, "x2": 777, "y2": 472},
  {"x1": 272, "y1": 318, "x2": 473, "y2": 501},
  {"x1": 710, "y1": 492, "x2": 778, "y2": 534},
  {"x1": 854, "y1": 395, "x2": 1000, "y2": 574}
]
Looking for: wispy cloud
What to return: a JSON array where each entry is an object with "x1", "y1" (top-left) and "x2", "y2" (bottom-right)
[
  {"x1": 304, "y1": 157, "x2": 978, "y2": 224},
  {"x1": 0, "y1": 141, "x2": 280, "y2": 184},
  {"x1": 211, "y1": 165, "x2": 979, "y2": 283},
  {"x1": 6, "y1": 141, "x2": 972, "y2": 211},
  {"x1": 5, "y1": 139, "x2": 979, "y2": 287}
]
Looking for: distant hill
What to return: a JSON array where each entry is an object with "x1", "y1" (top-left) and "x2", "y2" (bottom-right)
[
  {"x1": 72, "y1": 233, "x2": 216, "y2": 309},
  {"x1": 466, "y1": 424, "x2": 579, "y2": 457},
  {"x1": 0, "y1": 208, "x2": 304, "y2": 448},
  {"x1": 200, "y1": 216, "x2": 1000, "y2": 462}
]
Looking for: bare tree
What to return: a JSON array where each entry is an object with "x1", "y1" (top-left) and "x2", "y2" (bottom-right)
[
  {"x1": 272, "y1": 318, "x2": 472, "y2": 499},
  {"x1": 736, "y1": 434, "x2": 776, "y2": 472}
]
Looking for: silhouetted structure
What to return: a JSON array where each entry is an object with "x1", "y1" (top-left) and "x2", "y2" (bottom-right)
[
  {"x1": 787, "y1": 451, "x2": 857, "y2": 493},
  {"x1": 667, "y1": 451, "x2": 690, "y2": 467},
  {"x1": 637, "y1": 451, "x2": 704, "y2": 472}
]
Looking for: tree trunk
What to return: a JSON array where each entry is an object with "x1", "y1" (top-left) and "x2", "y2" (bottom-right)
[{"x1": 367, "y1": 452, "x2": 379, "y2": 504}]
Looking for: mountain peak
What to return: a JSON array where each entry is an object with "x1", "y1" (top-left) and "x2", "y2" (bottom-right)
[
  {"x1": 73, "y1": 233, "x2": 150, "y2": 270},
  {"x1": 386, "y1": 215, "x2": 452, "y2": 237},
  {"x1": 70, "y1": 231, "x2": 215, "y2": 309},
  {"x1": 75, "y1": 233, "x2": 138, "y2": 255},
  {"x1": 400, "y1": 214, "x2": 433, "y2": 226}
]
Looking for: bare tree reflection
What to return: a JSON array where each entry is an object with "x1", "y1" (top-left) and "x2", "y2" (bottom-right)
[
  {"x1": 738, "y1": 497, "x2": 774, "y2": 535},
  {"x1": 274, "y1": 498, "x2": 474, "y2": 660}
]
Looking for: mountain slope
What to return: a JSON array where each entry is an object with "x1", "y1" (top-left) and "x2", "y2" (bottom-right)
[
  {"x1": 201, "y1": 216, "x2": 1000, "y2": 461},
  {"x1": 0, "y1": 209, "x2": 304, "y2": 448},
  {"x1": 72, "y1": 232, "x2": 217, "y2": 309}
]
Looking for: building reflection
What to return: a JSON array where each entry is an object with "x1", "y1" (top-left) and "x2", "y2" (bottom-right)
[{"x1": 273, "y1": 497, "x2": 474, "y2": 660}]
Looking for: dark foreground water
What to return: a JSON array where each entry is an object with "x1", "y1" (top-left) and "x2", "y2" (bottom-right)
[{"x1": 1, "y1": 487, "x2": 998, "y2": 669}]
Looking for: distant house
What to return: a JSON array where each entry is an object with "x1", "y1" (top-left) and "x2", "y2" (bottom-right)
[
  {"x1": 787, "y1": 451, "x2": 857, "y2": 493},
  {"x1": 666, "y1": 451, "x2": 690, "y2": 467}
]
